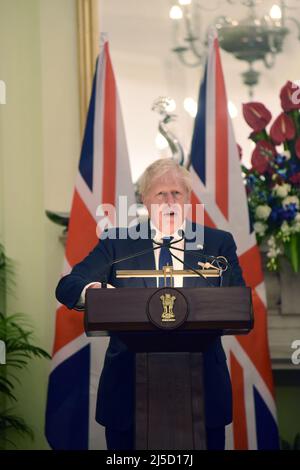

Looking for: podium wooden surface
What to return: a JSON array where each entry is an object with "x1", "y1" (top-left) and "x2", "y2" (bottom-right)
[{"x1": 85, "y1": 286, "x2": 253, "y2": 450}]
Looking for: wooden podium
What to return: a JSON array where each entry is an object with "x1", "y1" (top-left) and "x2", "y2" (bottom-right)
[{"x1": 85, "y1": 276, "x2": 253, "y2": 450}]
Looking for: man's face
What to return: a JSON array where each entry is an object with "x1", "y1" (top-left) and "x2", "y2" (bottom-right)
[{"x1": 142, "y1": 170, "x2": 190, "y2": 234}]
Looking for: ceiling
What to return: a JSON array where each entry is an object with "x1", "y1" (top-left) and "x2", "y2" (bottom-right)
[{"x1": 99, "y1": 0, "x2": 300, "y2": 175}]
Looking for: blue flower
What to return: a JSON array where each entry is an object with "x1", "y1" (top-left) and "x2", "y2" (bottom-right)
[
  {"x1": 268, "y1": 194, "x2": 275, "y2": 204},
  {"x1": 276, "y1": 169, "x2": 287, "y2": 179},
  {"x1": 270, "y1": 203, "x2": 298, "y2": 224},
  {"x1": 283, "y1": 203, "x2": 298, "y2": 221},
  {"x1": 270, "y1": 206, "x2": 284, "y2": 223},
  {"x1": 270, "y1": 204, "x2": 297, "y2": 223},
  {"x1": 288, "y1": 162, "x2": 300, "y2": 177},
  {"x1": 274, "y1": 154, "x2": 285, "y2": 165},
  {"x1": 258, "y1": 191, "x2": 268, "y2": 202},
  {"x1": 247, "y1": 174, "x2": 256, "y2": 188}
]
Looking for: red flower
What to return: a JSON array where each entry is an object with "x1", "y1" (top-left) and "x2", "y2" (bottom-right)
[
  {"x1": 270, "y1": 112, "x2": 296, "y2": 144},
  {"x1": 295, "y1": 137, "x2": 300, "y2": 159},
  {"x1": 251, "y1": 141, "x2": 275, "y2": 174},
  {"x1": 289, "y1": 172, "x2": 300, "y2": 185},
  {"x1": 243, "y1": 102, "x2": 272, "y2": 132},
  {"x1": 280, "y1": 80, "x2": 300, "y2": 112}
]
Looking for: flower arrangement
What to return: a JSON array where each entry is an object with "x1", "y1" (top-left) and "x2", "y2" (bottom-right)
[{"x1": 242, "y1": 81, "x2": 300, "y2": 272}]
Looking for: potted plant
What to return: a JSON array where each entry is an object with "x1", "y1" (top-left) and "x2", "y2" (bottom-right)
[{"x1": 0, "y1": 243, "x2": 50, "y2": 449}]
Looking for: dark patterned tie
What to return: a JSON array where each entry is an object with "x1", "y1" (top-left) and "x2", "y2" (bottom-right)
[{"x1": 159, "y1": 237, "x2": 173, "y2": 287}]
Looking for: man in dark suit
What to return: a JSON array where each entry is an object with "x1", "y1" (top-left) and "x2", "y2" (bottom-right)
[{"x1": 56, "y1": 158, "x2": 245, "y2": 450}]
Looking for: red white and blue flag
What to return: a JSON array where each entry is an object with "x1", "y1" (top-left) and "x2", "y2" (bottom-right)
[
  {"x1": 190, "y1": 34, "x2": 279, "y2": 449},
  {"x1": 45, "y1": 37, "x2": 135, "y2": 449}
]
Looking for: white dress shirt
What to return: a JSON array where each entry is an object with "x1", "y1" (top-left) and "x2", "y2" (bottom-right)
[{"x1": 151, "y1": 221, "x2": 185, "y2": 288}]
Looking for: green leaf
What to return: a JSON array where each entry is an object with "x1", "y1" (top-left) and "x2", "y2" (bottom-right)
[
  {"x1": 249, "y1": 129, "x2": 269, "y2": 143},
  {"x1": 0, "y1": 410, "x2": 34, "y2": 446},
  {"x1": 284, "y1": 233, "x2": 300, "y2": 273},
  {"x1": 289, "y1": 110, "x2": 300, "y2": 137},
  {"x1": 0, "y1": 243, "x2": 50, "y2": 447},
  {"x1": 293, "y1": 433, "x2": 300, "y2": 450},
  {"x1": 280, "y1": 438, "x2": 291, "y2": 450},
  {"x1": 0, "y1": 380, "x2": 17, "y2": 401}
]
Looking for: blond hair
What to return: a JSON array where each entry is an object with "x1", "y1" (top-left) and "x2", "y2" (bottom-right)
[{"x1": 138, "y1": 158, "x2": 192, "y2": 197}]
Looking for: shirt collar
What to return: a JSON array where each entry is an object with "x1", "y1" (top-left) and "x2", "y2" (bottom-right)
[{"x1": 150, "y1": 220, "x2": 186, "y2": 243}]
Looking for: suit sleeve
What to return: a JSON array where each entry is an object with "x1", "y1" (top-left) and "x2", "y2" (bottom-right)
[
  {"x1": 220, "y1": 232, "x2": 246, "y2": 287},
  {"x1": 55, "y1": 235, "x2": 114, "y2": 309}
]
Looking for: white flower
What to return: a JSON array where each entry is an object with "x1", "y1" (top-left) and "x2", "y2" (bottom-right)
[
  {"x1": 295, "y1": 213, "x2": 300, "y2": 222},
  {"x1": 273, "y1": 183, "x2": 291, "y2": 198},
  {"x1": 280, "y1": 221, "x2": 291, "y2": 236},
  {"x1": 291, "y1": 224, "x2": 300, "y2": 234},
  {"x1": 267, "y1": 248, "x2": 279, "y2": 258},
  {"x1": 282, "y1": 195, "x2": 300, "y2": 209},
  {"x1": 255, "y1": 205, "x2": 272, "y2": 220},
  {"x1": 266, "y1": 235, "x2": 282, "y2": 258},
  {"x1": 282, "y1": 150, "x2": 291, "y2": 160},
  {"x1": 279, "y1": 221, "x2": 293, "y2": 242},
  {"x1": 267, "y1": 235, "x2": 277, "y2": 248},
  {"x1": 292, "y1": 212, "x2": 300, "y2": 233},
  {"x1": 253, "y1": 221, "x2": 267, "y2": 236}
]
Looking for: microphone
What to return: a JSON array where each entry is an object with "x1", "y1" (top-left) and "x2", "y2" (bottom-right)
[
  {"x1": 74, "y1": 227, "x2": 229, "y2": 311},
  {"x1": 152, "y1": 229, "x2": 228, "y2": 285},
  {"x1": 98, "y1": 228, "x2": 227, "y2": 287},
  {"x1": 152, "y1": 231, "x2": 215, "y2": 286}
]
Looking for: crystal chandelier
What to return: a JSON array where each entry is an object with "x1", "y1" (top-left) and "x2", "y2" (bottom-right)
[{"x1": 170, "y1": 0, "x2": 300, "y2": 97}]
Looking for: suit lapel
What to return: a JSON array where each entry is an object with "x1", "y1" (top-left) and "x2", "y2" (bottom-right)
[
  {"x1": 128, "y1": 221, "x2": 156, "y2": 288},
  {"x1": 183, "y1": 221, "x2": 207, "y2": 288},
  {"x1": 183, "y1": 240, "x2": 199, "y2": 288}
]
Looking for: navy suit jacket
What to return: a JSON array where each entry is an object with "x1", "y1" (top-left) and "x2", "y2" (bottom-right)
[{"x1": 56, "y1": 221, "x2": 245, "y2": 431}]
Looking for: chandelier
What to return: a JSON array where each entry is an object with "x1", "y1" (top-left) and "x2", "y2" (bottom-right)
[{"x1": 170, "y1": 0, "x2": 300, "y2": 97}]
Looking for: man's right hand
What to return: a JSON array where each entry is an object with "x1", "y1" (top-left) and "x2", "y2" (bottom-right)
[
  {"x1": 88, "y1": 283, "x2": 115, "y2": 289},
  {"x1": 79, "y1": 282, "x2": 115, "y2": 306}
]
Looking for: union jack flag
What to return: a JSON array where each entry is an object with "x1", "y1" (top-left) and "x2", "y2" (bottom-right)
[
  {"x1": 45, "y1": 37, "x2": 135, "y2": 449},
  {"x1": 190, "y1": 34, "x2": 279, "y2": 449}
]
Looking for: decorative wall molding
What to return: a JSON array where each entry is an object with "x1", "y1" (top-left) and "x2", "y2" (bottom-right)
[{"x1": 77, "y1": 0, "x2": 99, "y2": 136}]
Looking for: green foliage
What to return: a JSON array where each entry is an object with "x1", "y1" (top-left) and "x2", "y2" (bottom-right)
[
  {"x1": 0, "y1": 411, "x2": 34, "y2": 448},
  {"x1": 0, "y1": 243, "x2": 51, "y2": 448},
  {"x1": 280, "y1": 433, "x2": 300, "y2": 450},
  {"x1": 0, "y1": 243, "x2": 15, "y2": 296}
]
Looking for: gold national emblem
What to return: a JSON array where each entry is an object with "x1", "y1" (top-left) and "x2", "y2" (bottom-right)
[{"x1": 160, "y1": 293, "x2": 176, "y2": 322}]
